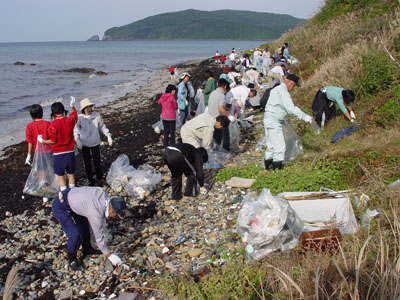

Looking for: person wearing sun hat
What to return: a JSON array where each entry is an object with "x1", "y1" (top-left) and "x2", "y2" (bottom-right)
[
  {"x1": 73, "y1": 98, "x2": 112, "y2": 186},
  {"x1": 52, "y1": 186, "x2": 127, "y2": 270},
  {"x1": 263, "y1": 74, "x2": 313, "y2": 170}
]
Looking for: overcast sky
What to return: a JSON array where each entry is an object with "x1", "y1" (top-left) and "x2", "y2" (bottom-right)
[{"x1": 0, "y1": 0, "x2": 322, "y2": 42}]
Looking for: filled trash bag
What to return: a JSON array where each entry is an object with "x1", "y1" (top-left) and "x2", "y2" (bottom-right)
[
  {"x1": 229, "y1": 121, "x2": 241, "y2": 151},
  {"x1": 283, "y1": 120, "x2": 303, "y2": 162},
  {"x1": 106, "y1": 154, "x2": 136, "y2": 192},
  {"x1": 23, "y1": 141, "x2": 59, "y2": 198},
  {"x1": 237, "y1": 188, "x2": 304, "y2": 260},
  {"x1": 204, "y1": 148, "x2": 232, "y2": 169}
]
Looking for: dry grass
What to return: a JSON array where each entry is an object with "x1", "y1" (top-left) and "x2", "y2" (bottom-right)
[{"x1": 2, "y1": 265, "x2": 19, "y2": 300}]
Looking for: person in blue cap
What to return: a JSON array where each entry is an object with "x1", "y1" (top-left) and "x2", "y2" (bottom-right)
[{"x1": 52, "y1": 186, "x2": 127, "y2": 270}]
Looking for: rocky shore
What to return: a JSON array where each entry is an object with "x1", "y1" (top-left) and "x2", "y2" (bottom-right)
[{"x1": 0, "y1": 57, "x2": 264, "y2": 299}]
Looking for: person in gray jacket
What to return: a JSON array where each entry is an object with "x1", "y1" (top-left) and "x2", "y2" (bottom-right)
[{"x1": 52, "y1": 186, "x2": 127, "y2": 270}]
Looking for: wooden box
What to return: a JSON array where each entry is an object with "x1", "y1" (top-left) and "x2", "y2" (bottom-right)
[{"x1": 300, "y1": 229, "x2": 341, "y2": 255}]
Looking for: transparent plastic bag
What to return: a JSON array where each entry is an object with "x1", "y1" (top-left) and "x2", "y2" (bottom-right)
[
  {"x1": 237, "y1": 188, "x2": 304, "y2": 260},
  {"x1": 106, "y1": 154, "x2": 136, "y2": 192},
  {"x1": 229, "y1": 121, "x2": 241, "y2": 151},
  {"x1": 310, "y1": 120, "x2": 321, "y2": 135},
  {"x1": 204, "y1": 148, "x2": 232, "y2": 169},
  {"x1": 126, "y1": 164, "x2": 162, "y2": 197},
  {"x1": 194, "y1": 88, "x2": 203, "y2": 104},
  {"x1": 23, "y1": 141, "x2": 59, "y2": 198},
  {"x1": 153, "y1": 112, "x2": 182, "y2": 131},
  {"x1": 195, "y1": 90, "x2": 206, "y2": 117},
  {"x1": 283, "y1": 120, "x2": 303, "y2": 163},
  {"x1": 255, "y1": 136, "x2": 266, "y2": 152}
]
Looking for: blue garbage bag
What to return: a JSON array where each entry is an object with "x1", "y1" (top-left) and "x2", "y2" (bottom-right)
[{"x1": 331, "y1": 124, "x2": 362, "y2": 143}]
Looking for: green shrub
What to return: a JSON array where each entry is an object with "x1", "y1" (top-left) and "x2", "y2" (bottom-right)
[
  {"x1": 356, "y1": 50, "x2": 399, "y2": 97},
  {"x1": 374, "y1": 88, "x2": 400, "y2": 127}
]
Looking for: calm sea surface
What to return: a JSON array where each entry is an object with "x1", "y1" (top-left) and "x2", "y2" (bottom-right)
[{"x1": 0, "y1": 40, "x2": 265, "y2": 152}]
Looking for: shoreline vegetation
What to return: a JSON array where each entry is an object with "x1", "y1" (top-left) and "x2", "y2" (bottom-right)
[{"x1": 1, "y1": 0, "x2": 400, "y2": 299}]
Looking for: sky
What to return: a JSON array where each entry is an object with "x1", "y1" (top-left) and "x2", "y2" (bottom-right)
[{"x1": 0, "y1": 0, "x2": 323, "y2": 42}]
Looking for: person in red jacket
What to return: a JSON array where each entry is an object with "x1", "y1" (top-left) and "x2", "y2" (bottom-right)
[
  {"x1": 44, "y1": 97, "x2": 78, "y2": 191},
  {"x1": 168, "y1": 66, "x2": 175, "y2": 80},
  {"x1": 158, "y1": 84, "x2": 178, "y2": 147}
]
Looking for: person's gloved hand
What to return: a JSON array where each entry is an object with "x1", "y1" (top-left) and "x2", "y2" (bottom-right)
[
  {"x1": 228, "y1": 115, "x2": 236, "y2": 122},
  {"x1": 303, "y1": 115, "x2": 313, "y2": 124},
  {"x1": 107, "y1": 135, "x2": 113, "y2": 146},
  {"x1": 25, "y1": 154, "x2": 31, "y2": 165},
  {"x1": 350, "y1": 118, "x2": 355, "y2": 123},
  {"x1": 37, "y1": 135, "x2": 43, "y2": 143},
  {"x1": 70, "y1": 96, "x2": 76, "y2": 108},
  {"x1": 108, "y1": 254, "x2": 122, "y2": 266},
  {"x1": 350, "y1": 111, "x2": 356, "y2": 119},
  {"x1": 185, "y1": 100, "x2": 189, "y2": 106},
  {"x1": 200, "y1": 187, "x2": 207, "y2": 195},
  {"x1": 75, "y1": 138, "x2": 82, "y2": 150}
]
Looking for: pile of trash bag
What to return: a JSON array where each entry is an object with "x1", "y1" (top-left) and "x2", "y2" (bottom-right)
[
  {"x1": 23, "y1": 142, "x2": 59, "y2": 198},
  {"x1": 106, "y1": 154, "x2": 161, "y2": 198},
  {"x1": 237, "y1": 188, "x2": 304, "y2": 260}
]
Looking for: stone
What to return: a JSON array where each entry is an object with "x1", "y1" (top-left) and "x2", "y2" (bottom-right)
[
  {"x1": 188, "y1": 249, "x2": 203, "y2": 258},
  {"x1": 117, "y1": 292, "x2": 138, "y2": 300}
]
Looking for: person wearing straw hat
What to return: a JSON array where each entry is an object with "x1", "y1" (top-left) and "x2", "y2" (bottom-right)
[
  {"x1": 52, "y1": 186, "x2": 127, "y2": 270},
  {"x1": 73, "y1": 98, "x2": 112, "y2": 186}
]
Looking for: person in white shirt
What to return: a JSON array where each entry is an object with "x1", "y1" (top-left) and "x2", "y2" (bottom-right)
[
  {"x1": 230, "y1": 85, "x2": 257, "y2": 113},
  {"x1": 267, "y1": 65, "x2": 286, "y2": 88},
  {"x1": 243, "y1": 68, "x2": 263, "y2": 86},
  {"x1": 74, "y1": 98, "x2": 112, "y2": 186}
]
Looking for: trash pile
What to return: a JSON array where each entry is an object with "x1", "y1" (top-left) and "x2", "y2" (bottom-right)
[{"x1": 106, "y1": 154, "x2": 161, "y2": 199}]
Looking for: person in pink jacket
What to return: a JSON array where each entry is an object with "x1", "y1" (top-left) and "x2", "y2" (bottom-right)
[{"x1": 158, "y1": 84, "x2": 178, "y2": 147}]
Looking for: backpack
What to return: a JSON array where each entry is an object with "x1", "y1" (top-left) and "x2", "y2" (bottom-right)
[{"x1": 260, "y1": 83, "x2": 279, "y2": 111}]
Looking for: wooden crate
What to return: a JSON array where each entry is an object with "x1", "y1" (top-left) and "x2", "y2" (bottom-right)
[{"x1": 300, "y1": 229, "x2": 341, "y2": 255}]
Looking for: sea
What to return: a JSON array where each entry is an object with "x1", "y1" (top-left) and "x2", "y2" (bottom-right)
[{"x1": 0, "y1": 40, "x2": 265, "y2": 153}]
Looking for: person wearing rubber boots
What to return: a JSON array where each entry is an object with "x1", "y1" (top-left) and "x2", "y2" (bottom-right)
[
  {"x1": 52, "y1": 186, "x2": 127, "y2": 270},
  {"x1": 263, "y1": 74, "x2": 313, "y2": 170}
]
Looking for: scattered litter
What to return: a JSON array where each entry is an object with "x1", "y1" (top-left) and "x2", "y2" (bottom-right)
[
  {"x1": 176, "y1": 236, "x2": 186, "y2": 245},
  {"x1": 225, "y1": 177, "x2": 255, "y2": 188},
  {"x1": 355, "y1": 193, "x2": 369, "y2": 209},
  {"x1": 388, "y1": 179, "x2": 400, "y2": 189},
  {"x1": 237, "y1": 188, "x2": 304, "y2": 260},
  {"x1": 361, "y1": 209, "x2": 380, "y2": 228}
]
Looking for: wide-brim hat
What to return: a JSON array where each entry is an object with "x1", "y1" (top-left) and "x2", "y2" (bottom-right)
[
  {"x1": 180, "y1": 72, "x2": 191, "y2": 80},
  {"x1": 80, "y1": 98, "x2": 95, "y2": 111}
]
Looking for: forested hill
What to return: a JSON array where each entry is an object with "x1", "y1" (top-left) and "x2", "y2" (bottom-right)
[{"x1": 103, "y1": 9, "x2": 304, "y2": 41}]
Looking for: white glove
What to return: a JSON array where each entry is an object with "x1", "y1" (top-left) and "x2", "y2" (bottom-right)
[
  {"x1": 25, "y1": 154, "x2": 31, "y2": 165},
  {"x1": 108, "y1": 254, "x2": 122, "y2": 266},
  {"x1": 185, "y1": 100, "x2": 189, "y2": 106},
  {"x1": 107, "y1": 135, "x2": 113, "y2": 146},
  {"x1": 37, "y1": 135, "x2": 43, "y2": 143},
  {"x1": 350, "y1": 118, "x2": 355, "y2": 123},
  {"x1": 200, "y1": 187, "x2": 207, "y2": 195},
  {"x1": 228, "y1": 115, "x2": 236, "y2": 122},
  {"x1": 350, "y1": 111, "x2": 356, "y2": 119},
  {"x1": 75, "y1": 138, "x2": 82, "y2": 150},
  {"x1": 70, "y1": 96, "x2": 76, "y2": 108},
  {"x1": 303, "y1": 115, "x2": 313, "y2": 124}
]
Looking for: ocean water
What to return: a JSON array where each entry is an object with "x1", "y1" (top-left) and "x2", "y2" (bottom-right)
[{"x1": 0, "y1": 40, "x2": 264, "y2": 152}]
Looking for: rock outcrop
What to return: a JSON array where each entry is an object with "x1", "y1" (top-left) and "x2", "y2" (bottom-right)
[{"x1": 87, "y1": 35, "x2": 100, "y2": 41}]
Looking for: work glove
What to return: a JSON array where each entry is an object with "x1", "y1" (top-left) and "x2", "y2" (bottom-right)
[
  {"x1": 37, "y1": 135, "x2": 43, "y2": 143},
  {"x1": 70, "y1": 96, "x2": 76, "y2": 108},
  {"x1": 200, "y1": 187, "x2": 207, "y2": 195},
  {"x1": 350, "y1": 118, "x2": 355, "y2": 123},
  {"x1": 25, "y1": 154, "x2": 31, "y2": 166},
  {"x1": 185, "y1": 100, "x2": 189, "y2": 106},
  {"x1": 107, "y1": 135, "x2": 113, "y2": 146},
  {"x1": 303, "y1": 115, "x2": 313, "y2": 124},
  {"x1": 350, "y1": 111, "x2": 356, "y2": 119},
  {"x1": 75, "y1": 138, "x2": 82, "y2": 150},
  {"x1": 228, "y1": 115, "x2": 236, "y2": 123},
  {"x1": 108, "y1": 254, "x2": 122, "y2": 266}
]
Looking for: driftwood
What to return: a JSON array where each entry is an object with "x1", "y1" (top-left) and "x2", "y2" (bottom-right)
[{"x1": 2, "y1": 265, "x2": 19, "y2": 300}]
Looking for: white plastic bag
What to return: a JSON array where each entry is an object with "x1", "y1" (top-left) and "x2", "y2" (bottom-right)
[
  {"x1": 204, "y1": 148, "x2": 232, "y2": 169},
  {"x1": 283, "y1": 120, "x2": 303, "y2": 162},
  {"x1": 126, "y1": 164, "x2": 162, "y2": 197},
  {"x1": 237, "y1": 188, "x2": 304, "y2": 260},
  {"x1": 106, "y1": 154, "x2": 136, "y2": 192},
  {"x1": 23, "y1": 142, "x2": 59, "y2": 198},
  {"x1": 195, "y1": 89, "x2": 206, "y2": 116}
]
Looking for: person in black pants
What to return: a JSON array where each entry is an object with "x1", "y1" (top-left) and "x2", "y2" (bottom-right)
[
  {"x1": 163, "y1": 143, "x2": 208, "y2": 200},
  {"x1": 158, "y1": 84, "x2": 178, "y2": 147}
]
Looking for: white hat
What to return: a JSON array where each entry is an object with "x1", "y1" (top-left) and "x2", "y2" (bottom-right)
[
  {"x1": 180, "y1": 72, "x2": 191, "y2": 80},
  {"x1": 80, "y1": 98, "x2": 95, "y2": 111}
]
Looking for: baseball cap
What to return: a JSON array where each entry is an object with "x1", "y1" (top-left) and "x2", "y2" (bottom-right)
[
  {"x1": 286, "y1": 74, "x2": 301, "y2": 87},
  {"x1": 110, "y1": 198, "x2": 127, "y2": 217}
]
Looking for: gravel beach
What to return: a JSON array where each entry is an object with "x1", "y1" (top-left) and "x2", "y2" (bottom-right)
[{"x1": 0, "y1": 57, "x2": 266, "y2": 299}]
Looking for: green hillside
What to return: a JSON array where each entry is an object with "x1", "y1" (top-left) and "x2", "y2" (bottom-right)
[{"x1": 103, "y1": 9, "x2": 304, "y2": 40}]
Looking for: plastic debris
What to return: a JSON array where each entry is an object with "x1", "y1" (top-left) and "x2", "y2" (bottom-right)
[
  {"x1": 361, "y1": 209, "x2": 380, "y2": 228},
  {"x1": 237, "y1": 188, "x2": 304, "y2": 260}
]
